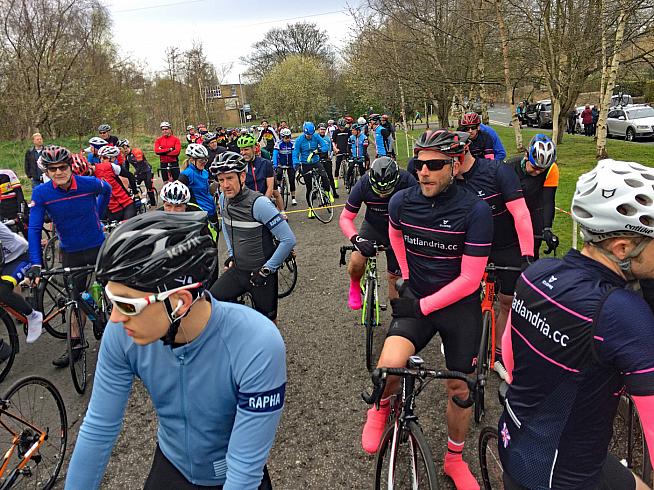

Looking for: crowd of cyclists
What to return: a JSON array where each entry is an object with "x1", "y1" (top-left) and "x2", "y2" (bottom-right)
[{"x1": 0, "y1": 110, "x2": 651, "y2": 489}]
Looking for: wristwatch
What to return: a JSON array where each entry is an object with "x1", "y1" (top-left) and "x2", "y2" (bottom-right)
[{"x1": 260, "y1": 266, "x2": 272, "y2": 277}]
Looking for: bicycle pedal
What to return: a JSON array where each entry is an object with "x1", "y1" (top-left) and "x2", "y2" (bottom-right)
[{"x1": 379, "y1": 303, "x2": 387, "y2": 311}]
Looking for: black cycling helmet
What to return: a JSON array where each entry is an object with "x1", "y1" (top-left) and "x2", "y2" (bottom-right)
[
  {"x1": 414, "y1": 129, "x2": 469, "y2": 156},
  {"x1": 98, "y1": 123, "x2": 111, "y2": 132},
  {"x1": 40, "y1": 145, "x2": 72, "y2": 167},
  {"x1": 369, "y1": 157, "x2": 400, "y2": 196},
  {"x1": 369, "y1": 113, "x2": 382, "y2": 123},
  {"x1": 317, "y1": 123, "x2": 327, "y2": 129},
  {"x1": 203, "y1": 132, "x2": 218, "y2": 143},
  {"x1": 209, "y1": 151, "x2": 247, "y2": 175},
  {"x1": 337, "y1": 118, "x2": 346, "y2": 127}
]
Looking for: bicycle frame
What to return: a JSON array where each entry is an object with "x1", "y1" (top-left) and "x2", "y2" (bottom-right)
[
  {"x1": 361, "y1": 256, "x2": 381, "y2": 328},
  {"x1": 39, "y1": 267, "x2": 98, "y2": 324},
  {"x1": 480, "y1": 271, "x2": 497, "y2": 369}
]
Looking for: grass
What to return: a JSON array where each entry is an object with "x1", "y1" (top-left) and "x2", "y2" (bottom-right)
[{"x1": 393, "y1": 125, "x2": 654, "y2": 253}]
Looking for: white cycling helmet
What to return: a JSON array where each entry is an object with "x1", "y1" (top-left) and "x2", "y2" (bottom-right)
[
  {"x1": 186, "y1": 125, "x2": 194, "y2": 131},
  {"x1": 572, "y1": 159, "x2": 654, "y2": 243},
  {"x1": 89, "y1": 137, "x2": 108, "y2": 148},
  {"x1": 280, "y1": 128, "x2": 292, "y2": 137},
  {"x1": 98, "y1": 145, "x2": 120, "y2": 158},
  {"x1": 160, "y1": 121, "x2": 171, "y2": 129},
  {"x1": 357, "y1": 116, "x2": 367, "y2": 125},
  {"x1": 185, "y1": 143, "x2": 209, "y2": 159},
  {"x1": 160, "y1": 181, "x2": 191, "y2": 205}
]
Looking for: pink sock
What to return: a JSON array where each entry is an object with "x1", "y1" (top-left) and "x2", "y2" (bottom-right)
[
  {"x1": 443, "y1": 438, "x2": 479, "y2": 490},
  {"x1": 348, "y1": 280, "x2": 362, "y2": 310}
]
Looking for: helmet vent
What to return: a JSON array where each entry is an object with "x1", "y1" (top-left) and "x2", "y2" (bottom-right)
[
  {"x1": 640, "y1": 215, "x2": 654, "y2": 226},
  {"x1": 572, "y1": 205, "x2": 592, "y2": 219},
  {"x1": 642, "y1": 173, "x2": 654, "y2": 181},
  {"x1": 625, "y1": 179, "x2": 645, "y2": 188},
  {"x1": 579, "y1": 182, "x2": 597, "y2": 197},
  {"x1": 636, "y1": 194, "x2": 653, "y2": 206},
  {"x1": 617, "y1": 204, "x2": 638, "y2": 216}
]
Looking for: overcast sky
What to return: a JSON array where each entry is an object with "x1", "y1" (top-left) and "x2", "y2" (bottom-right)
[{"x1": 103, "y1": 0, "x2": 358, "y2": 83}]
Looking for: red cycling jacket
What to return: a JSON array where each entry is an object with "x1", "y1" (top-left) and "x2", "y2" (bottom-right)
[
  {"x1": 94, "y1": 162, "x2": 134, "y2": 213},
  {"x1": 154, "y1": 134, "x2": 181, "y2": 164}
]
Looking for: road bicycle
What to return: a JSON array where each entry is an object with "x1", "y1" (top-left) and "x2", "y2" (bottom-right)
[
  {"x1": 474, "y1": 263, "x2": 521, "y2": 424},
  {"x1": 301, "y1": 165, "x2": 333, "y2": 224},
  {"x1": 134, "y1": 179, "x2": 158, "y2": 215},
  {"x1": 345, "y1": 157, "x2": 364, "y2": 193},
  {"x1": 340, "y1": 244, "x2": 387, "y2": 372},
  {"x1": 363, "y1": 356, "x2": 475, "y2": 489},
  {"x1": 36, "y1": 266, "x2": 111, "y2": 394},
  {"x1": 0, "y1": 295, "x2": 25, "y2": 384},
  {"x1": 277, "y1": 166, "x2": 293, "y2": 210},
  {"x1": 0, "y1": 375, "x2": 67, "y2": 489}
]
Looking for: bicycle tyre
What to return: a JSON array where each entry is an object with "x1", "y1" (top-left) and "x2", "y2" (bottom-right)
[
  {"x1": 37, "y1": 276, "x2": 69, "y2": 340},
  {"x1": 0, "y1": 310, "x2": 18, "y2": 384},
  {"x1": 67, "y1": 306, "x2": 87, "y2": 394},
  {"x1": 42, "y1": 235, "x2": 60, "y2": 272},
  {"x1": 281, "y1": 174, "x2": 290, "y2": 210},
  {"x1": 309, "y1": 188, "x2": 333, "y2": 223},
  {"x1": 1, "y1": 375, "x2": 68, "y2": 490},
  {"x1": 277, "y1": 256, "x2": 298, "y2": 299},
  {"x1": 475, "y1": 310, "x2": 493, "y2": 424},
  {"x1": 364, "y1": 279, "x2": 376, "y2": 372},
  {"x1": 375, "y1": 419, "x2": 439, "y2": 489},
  {"x1": 479, "y1": 425, "x2": 503, "y2": 490}
]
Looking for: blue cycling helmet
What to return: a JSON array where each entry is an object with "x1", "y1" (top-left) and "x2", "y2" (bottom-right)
[
  {"x1": 528, "y1": 134, "x2": 557, "y2": 169},
  {"x1": 303, "y1": 121, "x2": 315, "y2": 135}
]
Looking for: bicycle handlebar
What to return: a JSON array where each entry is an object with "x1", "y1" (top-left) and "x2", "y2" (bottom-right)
[
  {"x1": 485, "y1": 263, "x2": 522, "y2": 273},
  {"x1": 339, "y1": 244, "x2": 387, "y2": 266},
  {"x1": 39, "y1": 265, "x2": 96, "y2": 277},
  {"x1": 361, "y1": 366, "x2": 475, "y2": 409}
]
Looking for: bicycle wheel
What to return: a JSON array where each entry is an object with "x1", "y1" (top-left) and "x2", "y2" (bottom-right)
[
  {"x1": 67, "y1": 306, "x2": 87, "y2": 394},
  {"x1": 277, "y1": 256, "x2": 297, "y2": 299},
  {"x1": 375, "y1": 419, "x2": 439, "y2": 489},
  {"x1": 475, "y1": 310, "x2": 493, "y2": 424},
  {"x1": 479, "y1": 426, "x2": 503, "y2": 490},
  {"x1": 281, "y1": 174, "x2": 290, "y2": 210},
  {"x1": 0, "y1": 376, "x2": 67, "y2": 490},
  {"x1": 309, "y1": 188, "x2": 334, "y2": 223},
  {"x1": 0, "y1": 310, "x2": 18, "y2": 384},
  {"x1": 613, "y1": 396, "x2": 653, "y2": 487},
  {"x1": 37, "y1": 277, "x2": 68, "y2": 340},
  {"x1": 42, "y1": 235, "x2": 60, "y2": 272},
  {"x1": 363, "y1": 278, "x2": 376, "y2": 372}
]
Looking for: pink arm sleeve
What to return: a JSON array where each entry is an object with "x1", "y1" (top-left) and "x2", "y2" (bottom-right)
[
  {"x1": 501, "y1": 312, "x2": 514, "y2": 384},
  {"x1": 388, "y1": 224, "x2": 409, "y2": 280},
  {"x1": 418, "y1": 254, "x2": 488, "y2": 315},
  {"x1": 506, "y1": 198, "x2": 534, "y2": 257},
  {"x1": 631, "y1": 395, "x2": 654, "y2": 469},
  {"x1": 484, "y1": 152, "x2": 495, "y2": 160},
  {"x1": 339, "y1": 209, "x2": 358, "y2": 240}
]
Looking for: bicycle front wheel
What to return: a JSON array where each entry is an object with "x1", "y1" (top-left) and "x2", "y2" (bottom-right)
[
  {"x1": 309, "y1": 188, "x2": 333, "y2": 223},
  {"x1": 281, "y1": 174, "x2": 290, "y2": 210},
  {"x1": 363, "y1": 279, "x2": 376, "y2": 372},
  {"x1": 277, "y1": 256, "x2": 298, "y2": 298},
  {"x1": 67, "y1": 307, "x2": 87, "y2": 394},
  {"x1": 478, "y1": 426, "x2": 503, "y2": 490},
  {"x1": 375, "y1": 419, "x2": 439, "y2": 489},
  {"x1": 0, "y1": 376, "x2": 68, "y2": 490},
  {"x1": 0, "y1": 310, "x2": 18, "y2": 384},
  {"x1": 475, "y1": 310, "x2": 493, "y2": 424},
  {"x1": 37, "y1": 276, "x2": 69, "y2": 340}
]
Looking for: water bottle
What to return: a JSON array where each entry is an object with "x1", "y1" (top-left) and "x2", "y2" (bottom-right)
[
  {"x1": 90, "y1": 281, "x2": 103, "y2": 306},
  {"x1": 81, "y1": 292, "x2": 97, "y2": 321}
]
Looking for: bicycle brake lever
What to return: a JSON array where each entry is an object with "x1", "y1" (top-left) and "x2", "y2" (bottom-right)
[
  {"x1": 452, "y1": 394, "x2": 474, "y2": 409},
  {"x1": 339, "y1": 247, "x2": 347, "y2": 266}
]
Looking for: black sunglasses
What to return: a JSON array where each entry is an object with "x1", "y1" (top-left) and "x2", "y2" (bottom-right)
[{"x1": 416, "y1": 159, "x2": 454, "y2": 171}]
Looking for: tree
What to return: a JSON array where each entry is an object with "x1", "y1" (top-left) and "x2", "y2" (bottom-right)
[
  {"x1": 254, "y1": 55, "x2": 329, "y2": 127},
  {"x1": 243, "y1": 22, "x2": 333, "y2": 82}
]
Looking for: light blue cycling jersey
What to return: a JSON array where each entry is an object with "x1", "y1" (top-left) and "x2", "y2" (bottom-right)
[
  {"x1": 374, "y1": 125, "x2": 387, "y2": 156},
  {"x1": 65, "y1": 296, "x2": 286, "y2": 489},
  {"x1": 291, "y1": 133, "x2": 329, "y2": 169},
  {"x1": 349, "y1": 133, "x2": 367, "y2": 159}
]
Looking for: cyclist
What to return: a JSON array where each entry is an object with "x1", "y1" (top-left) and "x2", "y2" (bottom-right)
[
  {"x1": 95, "y1": 145, "x2": 137, "y2": 222},
  {"x1": 459, "y1": 112, "x2": 495, "y2": 160},
  {"x1": 499, "y1": 159, "x2": 654, "y2": 490},
  {"x1": 178, "y1": 143, "x2": 217, "y2": 223},
  {"x1": 86, "y1": 137, "x2": 107, "y2": 164},
  {"x1": 479, "y1": 122, "x2": 506, "y2": 161},
  {"x1": 339, "y1": 156, "x2": 416, "y2": 308},
  {"x1": 186, "y1": 125, "x2": 202, "y2": 145},
  {"x1": 361, "y1": 130, "x2": 492, "y2": 490},
  {"x1": 327, "y1": 119, "x2": 337, "y2": 139},
  {"x1": 380, "y1": 114, "x2": 395, "y2": 158},
  {"x1": 505, "y1": 133, "x2": 559, "y2": 257},
  {"x1": 0, "y1": 169, "x2": 28, "y2": 228},
  {"x1": 120, "y1": 140, "x2": 156, "y2": 207},
  {"x1": 237, "y1": 133, "x2": 275, "y2": 198},
  {"x1": 0, "y1": 221, "x2": 43, "y2": 346},
  {"x1": 154, "y1": 121, "x2": 182, "y2": 182},
  {"x1": 203, "y1": 131, "x2": 227, "y2": 166},
  {"x1": 347, "y1": 124, "x2": 367, "y2": 184},
  {"x1": 273, "y1": 128, "x2": 297, "y2": 206},
  {"x1": 332, "y1": 118, "x2": 351, "y2": 181},
  {"x1": 317, "y1": 122, "x2": 339, "y2": 199},
  {"x1": 27, "y1": 146, "x2": 111, "y2": 367},
  {"x1": 370, "y1": 114, "x2": 389, "y2": 158},
  {"x1": 455, "y1": 130, "x2": 534, "y2": 381},
  {"x1": 71, "y1": 154, "x2": 93, "y2": 177},
  {"x1": 226, "y1": 129, "x2": 240, "y2": 153},
  {"x1": 216, "y1": 127, "x2": 228, "y2": 146},
  {"x1": 66, "y1": 211, "x2": 285, "y2": 489},
  {"x1": 257, "y1": 119, "x2": 278, "y2": 155},
  {"x1": 98, "y1": 123, "x2": 119, "y2": 147},
  {"x1": 210, "y1": 152, "x2": 296, "y2": 322},
  {"x1": 292, "y1": 122, "x2": 331, "y2": 217}
]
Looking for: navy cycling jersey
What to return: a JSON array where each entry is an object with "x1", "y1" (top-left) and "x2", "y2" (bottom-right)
[
  {"x1": 345, "y1": 170, "x2": 416, "y2": 230},
  {"x1": 388, "y1": 184, "x2": 492, "y2": 299},
  {"x1": 244, "y1": 157, "x2": 274, "y2": 195},
  {"x1": 468, "y1": 129, "x2": 495, "y2": 160},
  {"x1": 457, "y1": 158, "x2": 523, "y2": 249},
  {"x1": 500, "y1": 249, "x2": 654, "y2": 489}
]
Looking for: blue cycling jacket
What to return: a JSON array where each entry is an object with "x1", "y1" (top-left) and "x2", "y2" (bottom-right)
[
  {"x1": 28, "y1": 176, "x2": 111, "y2": 265},
  {"x1": 480, "y1": 123, "x2": 507, "y2": 161},
  {"x1": 179, "y1": 164, "x2": 216, "y2": 216},
  {"x1": 65, "y1": 295, "x2": 286, "y2": 489},
  {"x1": 348, "y1": 133, "x2": 367, "y2": 159},
  {"x1": 291, "y1": 134, "x2": 329, "y2": 169},
  {"x1": 374, "y1": 125, "x2": 387, "y2": 156},
  {"x1": 273, "y1": 140, "x2": 294, "y2": 168}
]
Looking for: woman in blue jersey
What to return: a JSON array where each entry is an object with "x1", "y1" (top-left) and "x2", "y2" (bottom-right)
[{"x1": 178, "y1": 143, "x2": 217, "y2": 223}]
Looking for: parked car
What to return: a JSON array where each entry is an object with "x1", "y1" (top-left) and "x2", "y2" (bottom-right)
[
  {"x1": 524, "y1": 99, "x2": 553, "y2": 128},
  {"x1": 606, "y1": 105, "x2": 654, "y2": 141},
  {"x1": 610, "y1": 93, "x2": 633, "y2": 108}
]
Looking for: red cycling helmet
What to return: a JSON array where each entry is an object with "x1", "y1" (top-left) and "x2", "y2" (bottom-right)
[
  {"x1": 71, "y1": 154, "x2": 92, "y2": 176},
  {"x1": 460, "y1": 112, "x2": 481, "y2": 127},
  {"x1": 344, "y1": 115, "x2": 354, "y2": 124}
]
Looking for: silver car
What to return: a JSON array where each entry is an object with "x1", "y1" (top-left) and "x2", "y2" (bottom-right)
[{"x1": 607, "y1": 105, "x2": 654, "y2": 141}]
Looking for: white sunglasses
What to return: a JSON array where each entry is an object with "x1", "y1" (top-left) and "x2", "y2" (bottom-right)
[{"x1": 105, "y1": 282, "x2": 201, "y2": 316}]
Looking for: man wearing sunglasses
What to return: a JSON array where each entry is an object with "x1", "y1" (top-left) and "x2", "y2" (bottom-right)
[
  {"x1": 362, "y1": 130, "x2": 493, "y2": 490},
  {"x1": 66, "y1": 211, "x2": 285, "y2": 490},
  {"x1": 27, "y1": 145, "x2": 111, "y2": 367},
  {"x1": 456, "y1": 129, "x2": 534, "y2": 382}
]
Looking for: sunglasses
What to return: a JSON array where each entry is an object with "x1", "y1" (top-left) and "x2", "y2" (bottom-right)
[
  {"x1": 462, "y1": 126, "x2": 479, "y2": 132},
  {"x1": 105, "y1": 282, "x2": 201, "y2": 316},
  {"x1": 47, "y1": 164, "x2": 71, "y2": 173},
  {"x1": 416, "y1": 159, "x2": 454, "y2": 171}
]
